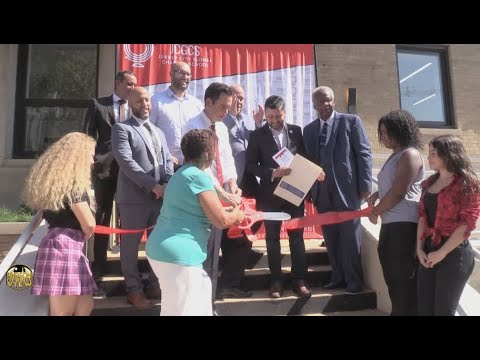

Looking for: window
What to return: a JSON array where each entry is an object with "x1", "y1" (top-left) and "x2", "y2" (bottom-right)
[
  {"x1": 13, "y1": 44, "x2": 98, "y2": 158},
  {"x1": 396, "y1": 45, "x2": 453, "y2": 128}
]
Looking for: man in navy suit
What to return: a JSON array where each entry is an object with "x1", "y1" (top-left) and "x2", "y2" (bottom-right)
[
  {"x1": 246, "y1": 95, "x2": 311, "y2": 299},
  {"x1": 303, "y1": 86, "x2": 372, "y2": 294},
  {"x1": 84, "y1": 70, "x2": 137, "y2": 281}
]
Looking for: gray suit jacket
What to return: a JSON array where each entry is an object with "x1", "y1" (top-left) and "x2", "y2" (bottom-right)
[
  {"x1": 112, "y1": 116, "x2": 174, "y2": 205},
  {"x1": 223, "y1": 113, "x2": 251, "y2": 184}
]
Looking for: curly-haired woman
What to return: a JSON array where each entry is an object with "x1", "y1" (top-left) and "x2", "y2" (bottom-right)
[
  {"x1": 24, "y1": 132, "x2": 97, "y2": 316},
  {"x1": 146, "y1": 129, "x2": 245, "y2": 316},
  {"x1": 416, "y1": 135, "x2": 479, "y2": 316},
  {"x1": 367, "y1": 110, "x2": 424, "y2": 316}
]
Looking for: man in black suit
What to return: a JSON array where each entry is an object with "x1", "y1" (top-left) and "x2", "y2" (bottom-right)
[
  {"x1": 246, "y1": 95, "x2": 311, "y2": 299},
  {"x1": 84, "y1": 70, "x2": 137, "y2": 281}
]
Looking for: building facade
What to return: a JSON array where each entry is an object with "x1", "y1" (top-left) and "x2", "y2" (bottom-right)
[{"x1": 1, "y1": 44, "x2": 479, "y2": 208}]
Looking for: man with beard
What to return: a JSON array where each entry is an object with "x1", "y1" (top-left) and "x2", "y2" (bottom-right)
[
  {"x1": 112, "y1": 86, "x2": 174, "y2": 309},
  {"x1": 150, "y1": 62, "x2": 203, "y2": 169}
]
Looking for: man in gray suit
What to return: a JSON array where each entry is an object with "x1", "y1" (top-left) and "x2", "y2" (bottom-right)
[{"x1": 112, "y1": 86, "x2": 174, "y2": 309}]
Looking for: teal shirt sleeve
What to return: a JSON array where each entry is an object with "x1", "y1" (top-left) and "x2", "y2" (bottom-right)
[{"x1": 190, "y1": 170, "x2": 215, "y2": 195}]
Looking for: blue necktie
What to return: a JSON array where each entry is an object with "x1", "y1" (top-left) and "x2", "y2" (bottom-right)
[{"x1": 318, "y1": 122, "x2": 328, "y2": 165}]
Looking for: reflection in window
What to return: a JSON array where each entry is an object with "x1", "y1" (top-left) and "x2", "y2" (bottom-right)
[
  {"x1": 14, "y1": 44, "x2": 98, "y2": 158},
  {"x1": 27, "y1": 45, "x2": 96, "y2": 99},
  {"x1": 397, "y1": 47, "x2": 451, "y2": 127},
  {"x1": 25, "y1": 107, "x2": 87, "y2": 154}
]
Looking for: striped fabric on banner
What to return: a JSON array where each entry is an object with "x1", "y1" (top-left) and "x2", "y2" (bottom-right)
[{"x1": 117, "y1": 44, "x2": 321, "y2": 239}]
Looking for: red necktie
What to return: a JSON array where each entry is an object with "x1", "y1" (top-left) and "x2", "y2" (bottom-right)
[{"x1": 210, "y1": 123, "x2": 224, "y2": 186}]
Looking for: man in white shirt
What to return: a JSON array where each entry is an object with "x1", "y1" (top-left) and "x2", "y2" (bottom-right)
[
  {"x1": 185, "y1": 82, "x2": 241, "y2": 307},
  {"x1": 150, "y1": 62, "x2": 203, "y2": 169}
]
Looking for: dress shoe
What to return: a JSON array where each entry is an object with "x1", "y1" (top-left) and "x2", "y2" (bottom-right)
[
  {"x1": 126, "y1": 292, "x2": 153, "y2": 310},
  {"x1": 246, "y1": 249, "x2": 264, "y2": 269},
  {"x1": 218, "y1": 286, "x2": 253, "y2": 299},
  {"x1": 322, "y1": 281, "x2": 346, "y2": 290},
  {"x1": 270, "y1": 281, "x2": 283, "y2": 299},
  {"x1": 145, "y1": 287, "x2": 162, "y2": 300},
  {"x1": 292, "y1": 280, "x2": 311, "y2": 297}
]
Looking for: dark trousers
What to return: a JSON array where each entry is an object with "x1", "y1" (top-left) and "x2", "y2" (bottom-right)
[
  {"x1": 264, "y1": 202, "x2": 306, "y2": 283},
  {"x1": 316, "y1": 183, "x2": 363, "y2": 289},
  {"x1": 219, "y1": 230, "x2": 252, "y2": 288},
  {"x1": 378, "y1": 222, "x2": 418, "y2": 316},
  {"x1": 92, "y1": 176, "x2": 116, "y2": 277},
  {"x1": 417, "y1": 239, "x2": 475, "y2": 316}
]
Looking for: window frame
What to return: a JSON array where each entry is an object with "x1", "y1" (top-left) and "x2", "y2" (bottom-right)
[
  {"x1": 396, "y1": 44, "x2": 455, "y2": 129},
  {"x1": 13, "y1": 44, "x2": 99, "y2": 159}
]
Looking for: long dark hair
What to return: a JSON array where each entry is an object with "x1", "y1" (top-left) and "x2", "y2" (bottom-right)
[
  {"x1": 377, "y1": 109, "x2": 422, "y2": 149},
  {"x1": 430, "y1": 135, "x2": 479, "y2": 193}
]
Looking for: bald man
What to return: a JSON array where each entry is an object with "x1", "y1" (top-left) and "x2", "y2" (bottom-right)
[
  {"x1": 150, "y1": 62, "x2": 203, "y2": 168},
  {"x1": 112, "y1": 86, "x2": 174, "y2": 309}
]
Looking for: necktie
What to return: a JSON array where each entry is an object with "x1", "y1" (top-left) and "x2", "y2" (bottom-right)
[
  {"x1": 118, "y1": 99, "x2": 126, "y2": 122},
  {"x1": 144, "y1": 122, "x2": 164, "y2": 180},
  {"x1": 210, "y1": 123, "x2": 224, "y2": 186},
  {"x1": 318, "y1": 122, "x2": 328, "y2": 165}
]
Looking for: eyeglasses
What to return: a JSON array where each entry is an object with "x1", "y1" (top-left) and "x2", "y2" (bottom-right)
[{"x1": 172, "y1": 69, "x2": 191, "y2": 78}]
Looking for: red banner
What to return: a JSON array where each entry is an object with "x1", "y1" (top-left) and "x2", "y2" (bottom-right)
[{"x1": 117, "y1": 44, "x2": 319, "y2": 239}]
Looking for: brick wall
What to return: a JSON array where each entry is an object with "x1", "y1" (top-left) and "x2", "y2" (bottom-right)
[{"x1": 314, "y1": 44, "x2": 480, "y2": 166}]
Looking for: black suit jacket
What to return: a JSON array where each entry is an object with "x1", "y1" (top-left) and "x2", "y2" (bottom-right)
[
  {"x1": 246, "y1": 123, "x2": 306, "y2": 211},
  {"x1": 83, "y1": 95, "x2": 119, "y2": 180}
]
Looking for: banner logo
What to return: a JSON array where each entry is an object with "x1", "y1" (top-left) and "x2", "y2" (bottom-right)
[
  {"x1": 6, "y1": 264, "x2": 33, "y2": 290},
  {"x1": 123, "y1": 44, "x2": 154, "y2": 68}
]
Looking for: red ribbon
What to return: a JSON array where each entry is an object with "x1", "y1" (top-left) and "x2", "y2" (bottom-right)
[
  {"x1": 94, "y1": 225, "x2": 154, "y2": 242},
  {"x1": 283, "y1": 207, "x2": 372, "y2": 230}
]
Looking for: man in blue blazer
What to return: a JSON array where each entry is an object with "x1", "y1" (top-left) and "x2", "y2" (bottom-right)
[
  {"x1": 112, "y1": 86, "x2": 174, "y2": 309},
  {"x1": 303, "y1": 86, "x2": 372, "y2": 294}
]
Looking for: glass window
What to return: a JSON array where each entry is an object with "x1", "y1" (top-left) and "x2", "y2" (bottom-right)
[
  {"x1": 14, "y1": 44, "x2": 98, "y2": 158},
  {"x1": 397, "y1": 45, "x2": 453, "y2": 127}
]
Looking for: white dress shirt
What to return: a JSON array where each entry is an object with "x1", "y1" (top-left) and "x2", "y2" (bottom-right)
[
  {"x1": 132, "y1": 115, "x2": 162, "y2": 182},
  {"x1": 150, "y1": 87, "x2": 203, "y2": 164},
  {"x1": 185, "y1": 111, "x2": 237, "y2": 188}
]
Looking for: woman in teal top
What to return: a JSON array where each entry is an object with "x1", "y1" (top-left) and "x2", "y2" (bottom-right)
[{"x1": 146, "y1": 129, "x2": 244, "y2": 316}]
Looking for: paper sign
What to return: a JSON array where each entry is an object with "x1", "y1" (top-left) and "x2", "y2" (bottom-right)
[
  {"x1": 273, "y1": 154, "x2": 323, "y2": 206},
  {"x1": 272, "y1": 147, "x2": 294, "y2": 167}
]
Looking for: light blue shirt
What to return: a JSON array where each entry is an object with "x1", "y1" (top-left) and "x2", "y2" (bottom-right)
[{"x1": 146, "y1": 164, "x2": 215, "y2": 266}]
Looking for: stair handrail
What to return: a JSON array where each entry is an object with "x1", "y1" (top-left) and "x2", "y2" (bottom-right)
[{"x1": 0, "y1": 210, "x2": 43, "y2": 284}]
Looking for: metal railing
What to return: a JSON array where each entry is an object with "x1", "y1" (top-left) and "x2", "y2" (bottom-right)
[{"x1": 0, "y1": 210, "x2": 42, "y2": 283}]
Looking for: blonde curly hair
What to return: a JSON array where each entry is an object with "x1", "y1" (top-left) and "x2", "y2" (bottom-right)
[{"x1": 24, "y1": 132, "x2": 96, "y2": 211}]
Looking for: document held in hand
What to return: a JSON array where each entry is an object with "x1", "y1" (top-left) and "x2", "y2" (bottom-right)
[{"x1": 273, "y1": 154, "x2": 323, "y2": 206}]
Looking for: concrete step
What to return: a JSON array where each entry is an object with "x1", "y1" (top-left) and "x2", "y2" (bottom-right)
[
  {"x1": 91, "y1": 286, "x2": 376, "y2": 316},
  {"x1": 94, "y1": 264, "x2": 333, "y2": 297},
  {"x1": 211, "y1": 287, "x2": 376, "y2": 316},
  {"x1": 92, "y1": 296, "x2": 161, "y2": 316},
  {"x1": 100, "y1": 246, "x2": 330, "y2": 277}
]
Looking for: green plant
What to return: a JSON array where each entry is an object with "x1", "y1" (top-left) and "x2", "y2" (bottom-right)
[{"x1": 0, "y1": 206, "x2": 34, "y2": 222}]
